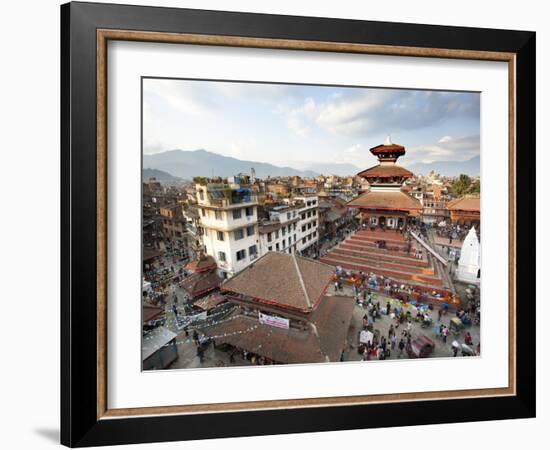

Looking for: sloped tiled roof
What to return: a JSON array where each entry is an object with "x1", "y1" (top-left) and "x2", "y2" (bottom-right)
[
  {"x1": 347, "y1": 190, "x2": 422, "y2": 211},
  {"x1": 203, "y1": 295, "x2": 355, "y2": 363},
  {"x1": 221, "y1": 252, "x2": 334, "y2": 312},
  {"x1": 446, "y1": 196, "x2": 480, "y2": 212},
  {"x1": 358, "y1": 164, "x2": 414, "y2": 179},
  {"x1": 185, "y1": 254, "x2": 217, "y2": 273},
  {"x1": 193, "y1": 292, "x2": 227, "y2": 311},
  {"x1": 180, "y1": 271, "x2": 222, "y2": 297}
]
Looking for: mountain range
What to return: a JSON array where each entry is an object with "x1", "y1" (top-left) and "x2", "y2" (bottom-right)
[
  {"x1": 143, "y1": 168, "x2": 183, "y2": 182},
  {"x1": 407, "y1": 155, "x2": 480, "y2": 177},
  {"x1": 143, "y1": 149, "x2": 323, "y2": 179},
  {"x1": 143, "y1": 149, "x2": 480, "y2": 180}
]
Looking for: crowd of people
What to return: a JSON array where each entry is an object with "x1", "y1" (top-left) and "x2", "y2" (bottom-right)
[{"x1": 333, "y1": 266, "x2": 451, "y2": 304}]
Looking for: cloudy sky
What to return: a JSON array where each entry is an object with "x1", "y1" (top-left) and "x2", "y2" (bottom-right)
[{"x1": 143, "y1": 78, "x2": 480, "y2": 168}]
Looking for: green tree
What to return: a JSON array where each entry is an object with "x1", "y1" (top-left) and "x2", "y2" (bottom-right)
[
  {"x1": 451, "y1": 174, "x2": 472, "y2": 197},
  {"x1": 468, "y1": 179, "x2": 480, "y2": 194}
]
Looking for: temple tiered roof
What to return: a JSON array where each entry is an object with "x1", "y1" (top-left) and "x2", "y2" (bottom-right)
[{"x1": 347, "y1": 190, "x2": 422, "y2": 213}]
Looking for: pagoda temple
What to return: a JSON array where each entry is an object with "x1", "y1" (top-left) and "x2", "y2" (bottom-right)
[{"x1": 347, "y1": 136, "x2": 422, "y2": 229}]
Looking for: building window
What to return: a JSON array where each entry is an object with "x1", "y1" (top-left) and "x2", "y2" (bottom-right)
[
  {"x1": 198, "y1": 190, "x2": 204, "y2": 200},
  {"x1": 234, "y1": 229, "x2": 244, "y2": 240},
  {"x1": 282, "y1": 239, "x2": 286, "y2": 247},
  {"x1": 287, "y1": 212, "x2": 291, "y2": 219},
  {"x1": 301, "y1": 225, "x2": 306, "y2": 232},
  {"x1": 275, "y1": 230, "x2": 279, "y2": 239},
  {"x1": 249, "y1": 245, "x2": 258, "y2": 259},
  {"x1": 267, "y1": 232, "x2": 272, "y2": 242},
  {"x1": 201, "y1": 208, "x2": 206, "y2": 217},
  {"x1": 246, "y1": 226, "x2": 255, "y2": 237},
  {"x1": 268, "y1": 246, "x2": 272, "y2": 251},
  {"x1": 218, "y1": 251, "x2": 226, "y2": 262},
  {"x1": 282, "y1": 227, "x2": 286, "y2": 236},
  {"x1": 233, "y1": 209, "x2": 242, "y2": 220},
  {"x1": 245, "y1": 206, "x2": 254, "y2": 216},
  {"x1": 216, "y1": 231, "x2": 224, "y2": 241},
  {"x1": 276, "y1": 243, "x2": 280, "y2": 251},
  {"x1": 214, "y1": 210, "x2": 222, "y2": 220},
  {"x1": 293, "y1": 234, "x2": 296, "y2": 242},
  {"x1": 236, "y1": 249, "x2": 246, "y2": 261}
]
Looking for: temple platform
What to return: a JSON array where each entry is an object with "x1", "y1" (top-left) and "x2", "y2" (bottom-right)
[{"x1": 320, "y1": 229, "x2": 452, "y2": 295}]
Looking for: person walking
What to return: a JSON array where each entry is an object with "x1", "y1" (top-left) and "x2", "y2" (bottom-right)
[
  {"x1": 442, "y1": 326, "x2": 449, "y2": 343},
  {"x1": 391, "y1": 334, "x2": 397, "y2": 350},
  {"x1": 398, "y1": 338, "x2": 405, "y2": 358}
]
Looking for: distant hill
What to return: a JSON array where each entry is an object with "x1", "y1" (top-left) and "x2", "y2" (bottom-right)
[
  {"x1": 142, "y1": 168, "x2": 183, "y2": 182},
  {"x1": 407, "y1": 155, "x2": 480, "y2": 177},
  {"x1": 143, "y1": 149, "x2": 320, "y2": 179},
  {"x1": 290, "y1": 162, "x2": 362, "y2": 177}
]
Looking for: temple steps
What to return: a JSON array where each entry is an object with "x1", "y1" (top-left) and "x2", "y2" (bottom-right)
[
  {"x1": 353, "y1": 230, "x2": 408, "y2": 244},
  {"x1": 339, "y1": 240, "x2": 414, "y2": 257},
  {"x1": 320, "y1": 255, "x2": 444, "y2": 286},
  {"x1": 329, "y1": 248, "x2": 428, "y2": 269}
]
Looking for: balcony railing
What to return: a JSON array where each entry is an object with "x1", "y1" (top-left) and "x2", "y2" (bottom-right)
[{"x1": 208, "y1": 195, "x2": 258, "y2": 208}]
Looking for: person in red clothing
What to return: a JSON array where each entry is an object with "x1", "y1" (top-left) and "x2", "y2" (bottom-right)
[{"x1": 464, "y1": 332, "x2": 473, "y2": 346}]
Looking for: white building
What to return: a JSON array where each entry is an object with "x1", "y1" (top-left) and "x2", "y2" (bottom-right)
[
  {"x1": 258, "y1": 205, "x2": 300, "y2": 255},
  {"x1": 196, "y1": 182, "x2": 260, "y2": 279},
  {"x1": 286, "y1": 195, "x2": 319, "y2": 257}
]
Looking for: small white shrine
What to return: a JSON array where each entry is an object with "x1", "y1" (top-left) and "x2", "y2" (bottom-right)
[{"x1": 456, "y1": 226, "x2": 481, "y2": 284}]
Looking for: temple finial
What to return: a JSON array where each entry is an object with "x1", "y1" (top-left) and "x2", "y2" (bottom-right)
[{"x1": 384, "y1": 135, "x2": 392, "y2": 146}]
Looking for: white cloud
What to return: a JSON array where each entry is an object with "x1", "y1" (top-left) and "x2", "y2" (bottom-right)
[
  {"x1": 407, "y1": 135, "x2": 480, "y2": 164},
  {"x1": 345, "y1": 144, "x2": 362, "y2": 153},
  {"x1": 286, "y1": 97, "x2": 317, "y2": 137},
  {"x1": 143, "y1": 79, "x2": 217, "y2": 116},
  {"x1": 315, "y1": 90, "x2": 479, "y2": 137}
]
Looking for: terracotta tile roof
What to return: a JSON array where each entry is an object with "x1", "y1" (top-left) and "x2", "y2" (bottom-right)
[
  {"x1": 446, "y1": 196, "x2": 480, "y2": 212},
  {"x1": 180, "y1": 271, "x2": 222, "y2": 298},
  {"x1": 185, "y1": 254, "x2": 217, "y2": 273},
  {"x1": 193, "y1": 293, "x2": 227, "y2": 311},
  {"x1": 357, "y1": 164, "x2": 414, "y2": 179},
  {"x1": 347, "y1": 190, "x2": 423, "y2": 211},
  {"x1": 143, "y1": 305, "x2": 164, "y2": 323},
  {"x1": 370, "y1": 143, "x2": 405, "y2": 155},
  {"x1": 220, "y1": 252, "x2": 334, "y2": 312},
  {"x1": 203, "y1": 295, "x2": 354, "y2": 363}
]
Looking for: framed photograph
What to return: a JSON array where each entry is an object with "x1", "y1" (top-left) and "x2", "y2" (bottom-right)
[{"x1": 61, "y1": 1, "x2": 536, "y2": 447}]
